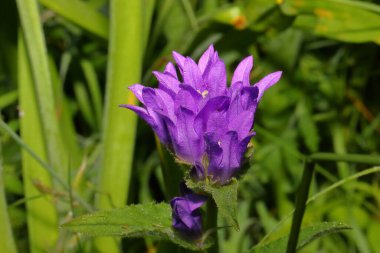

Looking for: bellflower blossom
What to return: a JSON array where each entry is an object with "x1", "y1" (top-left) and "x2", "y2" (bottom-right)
[
  {"x1": 170, "y1": 185, "x2": 207, "y2": 238},
  {"x1": 121, "y1": 45, "x2": 281, "y2": 184}
]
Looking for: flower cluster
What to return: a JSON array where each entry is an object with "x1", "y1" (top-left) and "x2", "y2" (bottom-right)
[
  {"x1": 121, "y1": 45, "x2": 281, "y2": 184},
  {"x1": 121, "y1": 45, "x2": 281, "y2": 237}
]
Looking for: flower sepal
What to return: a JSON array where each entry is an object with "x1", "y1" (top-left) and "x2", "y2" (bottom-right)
[{"x1": 185, "y1": 175, "x2": 239, "y2": 231}]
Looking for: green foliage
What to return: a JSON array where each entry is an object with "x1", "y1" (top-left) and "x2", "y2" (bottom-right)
[
  {"x1": 38, "y1": 0, "x2": 108, "y2": 39},
  {"x1": 63, "y1": 202, "x2": 212, "y2": 251},
  {"x1": 251, "y1": 222, "x2": 351, "y2": 253},
  {"x1": 1, "y1": 0, "x2": 379, "y2": 252},
  {"x1": 186, "y1": 178, "x2": 239, "y2": 231},
  {"x1": 280, "y1": 0, "x2": 380, "y2": 44}
]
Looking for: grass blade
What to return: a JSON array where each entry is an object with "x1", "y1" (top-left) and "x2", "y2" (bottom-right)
[
  {"x1": 39, "y1": 0, "x2": 108, "y2": 39},
  {"x1": 16, "y1": 0, "x2": 68, "y2": 181},
  {"x1": 0, "y1": 140, "x2": 17, "y2": 253},
  {"x1": 18, "y1": 33, "x2": 58, "y2": 253},
  {"x1": 95, "y1": 0, "x2": 143, "y2": 251},
  {"x1": 80, "y1": 59, "x2": 103, "y2": 128}
]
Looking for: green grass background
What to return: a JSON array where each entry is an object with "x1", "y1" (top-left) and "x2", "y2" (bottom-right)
[{"x1": 0, "y1": 0, "x2": 379, "y2": 252}]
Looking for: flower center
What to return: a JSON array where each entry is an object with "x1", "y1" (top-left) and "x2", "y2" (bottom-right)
[{"x1": 197, "y1": 89, "x2": 209, "y2": 98}]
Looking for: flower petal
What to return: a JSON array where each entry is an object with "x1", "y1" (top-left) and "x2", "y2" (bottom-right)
[
  {"x1": 175, "y1": 107, "x2": 202, "y2": 162},
  {"x1": 153, "y1": 71, "x2": 180, "y2": 95},
  {"x1": 228, "y1": 86, "x2": 258, "y2": 119},
  {"x1": 120, "y1": 105, "x2": 171, "y2": 144},
  {"x1": 194, "y1": 96, "x2": 230, "y2": 136},
  {"x1": 172, "y1": 51, "x2": 186, "y2": 74},
  {"x1": 183, "y1": 57, "x2": 206, "y2": 91},
  {"x1": 254, "y1": 71, "x2": 282, "y2": 101},
  {"x1": 205, "y1": 59, "x2": 227, "y2": 97},
  {"x1": 164, "y1": 62, "x2": 178, "y2": 79},
  {"x1": 228, "y1": 110, "x2": 254, "y2": 140},
  {"x1": 185, "y1": 194, "x2": 207, "y2": 212},
  {"x1": 142, "y1": 87, "x2": 175, "y2": 119},
  {"x1": 231, "y1": 56, "x2": 253, "y2": 89},
  {"x1": 128, "y1": 84, "x2": 145, "y2": 103},
  {"x1": 207, "y1": 131, "x2": 240, "y2": 183},
  {"x1": 198, "y1": 44, "x2": 215, "y2": 74},
  {"x1": 175, "y1": 84, "x2": 202, "y2": 112}
]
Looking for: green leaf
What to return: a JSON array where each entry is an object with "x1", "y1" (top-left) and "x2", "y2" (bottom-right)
[
  {"x1": 63, "y1": 202, "x2": 212, "y2": 251},
  {"x1": 280, "y1": 0, "x2": 380, "y2": 44},
  {"x1": 39, "y1": 0, "x2": 108, "y2": 39},
  {"x1": 186, "y1": 178, "x2": 239, "y2": 231},
  {"x1": 0, "y1": 91, "x2": 18, "y2": 110},
  {"x1": 250, "y1": 222, "x2": 351, "y2": 253}
]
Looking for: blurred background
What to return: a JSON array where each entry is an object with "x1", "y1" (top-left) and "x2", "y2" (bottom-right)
[{"x1": 0, "y1": 0, "x2": 379, "y2": 252}]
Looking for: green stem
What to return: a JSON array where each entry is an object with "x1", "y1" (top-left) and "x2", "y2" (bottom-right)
[
  {"x1": 206, "y1": 199, "x2": 219, "y2": 253},
  {"x1": 155, "y1": 136, "x2": 182, "y2": 199},
  {"x1": 309, "y1": 153, "x2": 380, "y2": 165},
  {"x1": 286, "y1": 161, "x2": 315, "y2": 253},
  {"x1": 285, "y1": 151, "x2": 380, "y2": 253}
]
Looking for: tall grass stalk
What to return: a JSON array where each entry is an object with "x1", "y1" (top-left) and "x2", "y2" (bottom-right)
[
  {"x1": 16, "y1": 0, "x2": 68, "y2": 181},
  {"x1": 18, "y1": 34, "x2": 58, "y2": 253},
  {"x1": 0, "y1": 141, "x2": 18, "y2": 253},
  {"x1": 95, "y1": 0, "x2": 143, "y2": 251}
]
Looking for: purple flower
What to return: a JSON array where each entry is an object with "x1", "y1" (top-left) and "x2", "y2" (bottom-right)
[
  {"x1": 121, "y1": 45, "x2": 282, "y2": 184},
  {"x1": 170, "y1": 187, "x2": 207, "y2": 238}
]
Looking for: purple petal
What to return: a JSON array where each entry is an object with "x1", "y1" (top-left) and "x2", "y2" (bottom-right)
[
  {"x1": 175, "y1": 84, "x2": 202, "y2": 112},
  {"x1": 183, "y1": 57, "x2": 206, "y2": 91},
  {"x1": 128, "y1": 84, "x2": 145, "y2": 103},
  {"x1": 198, "y1": 44, "x2": 215, "y2": 74},
  {"x1": 240, "y1": 86, "x2": 259, "y2": 111},
  {"x1": 119, "y1": 105, "x2": 155, "y2": 127},
  {"x1": 153, "y1": 71, "x2": 180, "y2": 94},
  {"x1": 235, "y1": 132, "x2": 255, "y2": 167},
  {"x1": 175, "y1": 107, "x2": 202, "y2": 162},
  {"x1": 220, "y1": 131, "x2": 240, "y2": 169},
  {"x1": 142, "y1": 88, "x2": 175, "y2": 119},
  {"x1": 207, "y1": 131, "x2": 240, "y2": 183},
  {"x1": 204, "y1": 132, "x2": 223, "y2": 169},
  {"x1": 172, "y1": 51, "x2": 186, "y2": 74},
  {"x1": 170, "y1": 193, "x2": 206, "y2": 237},
  {"x1": 120, "y1": 105, "x2": 171, "y2": 144},
  {"x1": 231, "y1": 56, "x2": 253, "y2": 89},
  {"x1": 185, "y1": 194, "x2": 207, "y2": 212},
  {"x1": 194, "y1": 96, "x2": 230, "y2": 136},
  {"x1": 205, "y1": 59, "x2": 227, "y2": 97},
  {"x1": 228, "y1": 110, "x2": 254, "y2": 140},
  {"x1": 228, "y1": 86, "x2": 258, "y2": 119},
  {"x1": 164, "y1": 62, "x2": 178, "y2": 78},
  {"x1": 254, "y1": 71, "x2": 282, "y2": 101}
]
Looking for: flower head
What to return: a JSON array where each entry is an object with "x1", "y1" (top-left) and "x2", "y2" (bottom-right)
[
  {"x1": 170, "y1": 185, "x2": 207, "y2": 238},
  {"x1": 121, "y1": 45, "x2": 281, "y2": 184}
]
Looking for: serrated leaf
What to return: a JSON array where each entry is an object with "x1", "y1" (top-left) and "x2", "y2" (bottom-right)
[
  {"x1": 250, "y1": 222, "x2": 351, "y2": 253},
  {"x1": 186, "y1": 178, "x2": 239, "y2": 231},
  {"x1": 63, "y1": 202, "x2": 212, "y2": 251}
]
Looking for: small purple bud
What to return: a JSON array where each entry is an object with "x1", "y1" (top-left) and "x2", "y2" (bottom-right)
[{"x1": 170, "y1": 191, "x2": 207, "y2": 238}]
